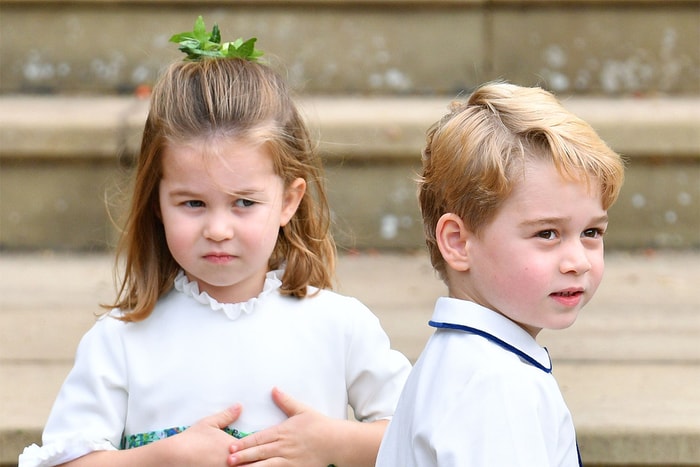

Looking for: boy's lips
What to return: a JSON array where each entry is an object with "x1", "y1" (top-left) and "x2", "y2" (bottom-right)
[
  {"x1": 551, "y1": 288, "x2": 584, "y2": 296},
  {"x1": 550, "y1": 288, "x2": 585, "y2": 306}
]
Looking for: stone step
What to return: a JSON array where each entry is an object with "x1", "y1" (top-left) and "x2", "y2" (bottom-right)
[
  {"x1": 1, "y1": 0, "x2": 699, "y2": 96},
  {"x1": 1, "y1": 250, "x2": 699, "y2": 466},
  {"x1": 1, "y1": 95, "x2": 699, "y2": 250}
]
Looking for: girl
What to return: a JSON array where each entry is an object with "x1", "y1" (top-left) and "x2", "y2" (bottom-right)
[{"x1": 20, "y1": 18, "x2": 411, "y2": 467}]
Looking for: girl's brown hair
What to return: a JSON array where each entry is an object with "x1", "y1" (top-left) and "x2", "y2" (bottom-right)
[
  {"x1": 107, "y1": 58, "x2": 335, "y2": 322},
  {"x1": 419, "y1": 82, "x2": 625, "y2": 280}
]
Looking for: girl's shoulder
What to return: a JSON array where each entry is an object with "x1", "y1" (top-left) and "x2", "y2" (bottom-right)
[
  {"x1": 278, "y1": 287, "x2": 383, "y2": 328},
  {"x1": 296, "y1": 286, "x2": 370, "y2": 312}
]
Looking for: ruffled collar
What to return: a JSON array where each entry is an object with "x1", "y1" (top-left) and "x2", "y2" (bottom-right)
[{"x1": 173, "y1": 269, "x2": 283, "y2": 320}]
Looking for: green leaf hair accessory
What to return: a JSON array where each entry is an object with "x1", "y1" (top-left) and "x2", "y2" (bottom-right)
[{"x1": 169, "y1": 16, "x2": 264, "y2": 62}]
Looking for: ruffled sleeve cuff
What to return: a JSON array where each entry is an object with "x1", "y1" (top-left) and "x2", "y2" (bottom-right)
[{"x1": 18, "y1": 437, "x2": 116, "y2": 467}]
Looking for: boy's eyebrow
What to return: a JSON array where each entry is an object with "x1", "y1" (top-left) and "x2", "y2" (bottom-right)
[{"x1": 519, "y1": 214, "x2": 609, "y2": 228}]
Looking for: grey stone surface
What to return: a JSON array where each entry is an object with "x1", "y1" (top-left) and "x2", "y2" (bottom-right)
[
  {"x1": 1, "y1": 1, "x2": 698, "y2": 95},
  {"x1": 1, "y1": 95, "x2": 699, "y2": 250},
  {"x1": 492, "y1": 6, "x2": 700, "y2": 95}
]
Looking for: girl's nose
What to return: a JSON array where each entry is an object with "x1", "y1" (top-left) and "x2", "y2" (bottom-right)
[{"x1": 203, "y1": 213, "x2": 234, "y2": 241}]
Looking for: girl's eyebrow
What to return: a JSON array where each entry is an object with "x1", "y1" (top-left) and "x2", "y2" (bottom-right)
[
  {"x1": 166, "y1": 187, "x2": 263, "y2": 198},
  {"x1": 166, "y1": 188, "x2": 201, "y2": 198},
  {"x1": 225, "y1": 188, "x2": 267, "y2": 199},
  {"x1": 231, "y1": 189, "x2": 263, "y2": 196}
]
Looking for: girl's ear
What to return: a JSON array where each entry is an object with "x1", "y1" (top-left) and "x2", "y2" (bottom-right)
[
  {"x1": 154, "y1": 197, "x2": 163, "y2": 221},
  {"x1": 436, "y1": 213, "x2": 471, "y2": 272},
  {"x1": 280, "y1": 177, "x2": 306, "y2": 226}
]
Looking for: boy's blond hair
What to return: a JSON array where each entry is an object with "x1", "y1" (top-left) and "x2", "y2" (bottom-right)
[{"x1": 419, "y1": 82, "x2": 625, "y2": 280}]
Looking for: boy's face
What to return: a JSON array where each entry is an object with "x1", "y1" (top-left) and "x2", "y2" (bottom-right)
[{"x1": 460, "y1": 160, "x2": 608, "y2": 338}]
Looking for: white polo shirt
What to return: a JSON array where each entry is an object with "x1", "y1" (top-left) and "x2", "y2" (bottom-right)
[{"x1": 376, "y1": 297, "x2": 581, "y2": 467}]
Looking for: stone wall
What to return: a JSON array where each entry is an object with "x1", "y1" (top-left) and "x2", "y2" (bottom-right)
[{"x1": 1, "y1": 0, "x2": 698, "y2": 96}]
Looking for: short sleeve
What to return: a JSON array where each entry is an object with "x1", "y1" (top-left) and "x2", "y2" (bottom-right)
[
  {"x1": 19, "y1": 315, "x2": 128, "y2": 467},
  {"x1": 343, "y1": 300, "x2": 411, "y2": 422}
]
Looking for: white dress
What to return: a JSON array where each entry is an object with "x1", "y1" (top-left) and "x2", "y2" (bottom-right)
[
  {"x1": 376, "y1": 297, "x2": 581, "y2": 467},
  {"x1": 20, "y1": 270, "x2": 411, "y2": 467}
]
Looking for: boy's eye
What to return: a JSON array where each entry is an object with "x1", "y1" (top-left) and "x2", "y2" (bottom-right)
[
  {"x1": 583, "y1": 228, "x2": 605, "y2": 238},
  {"x1": 536, "y1": 230, "x2": 557, "y2": 240},
  {"x1": 184, "y1": 200, "x2": 204, "y2": 208},
  {"x1": 235, "y1": 199, "x2": 255, "y2": 208}
]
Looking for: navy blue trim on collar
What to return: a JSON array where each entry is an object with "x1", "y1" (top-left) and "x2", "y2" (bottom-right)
[{"x1": 429, "y1": 320, "x2": 553, "y2": 374}]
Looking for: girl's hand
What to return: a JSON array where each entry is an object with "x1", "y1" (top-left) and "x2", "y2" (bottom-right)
[
  {"x1": 227, "y1": 388, "x2": 387, "y2": 467},
  {"x1": 58, "y1": 405, "x2": 244, "y2": 467},
  {"x1": 227, "y1": 388, "x2": 336, "y2": 466},
  {"x1": 169, "y1": 404, "x2": 244, "y2": 466}
]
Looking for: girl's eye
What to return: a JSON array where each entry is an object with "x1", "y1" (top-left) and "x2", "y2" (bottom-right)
[
  {"x1": 536, "y1": 230, "x2": 557, "y2": 240},
  {"x1": 583, "y1": 228, "x2": 605, "y2": 238},
  {"x1": 235, "y1": 199, "x2": 255, "y2": 208},
  {"x1": 184, "y1": 200, "x2": 204, "y2": 208}
]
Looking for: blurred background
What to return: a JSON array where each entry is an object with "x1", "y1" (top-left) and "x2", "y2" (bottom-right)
[
  {"x1": 0, "y1": 0, "x2": 698, "y2": 251},
  {"x1": 0, "y1": 1, "x2": 698, "y2": 466}
]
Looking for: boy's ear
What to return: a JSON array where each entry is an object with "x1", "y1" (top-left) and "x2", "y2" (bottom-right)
[
  {"x1": 436, "y1": 213, "x2": 471, "y2": 272},
  {"x1": 280, "y1": 177, "x2": 306, "y2": 226}
]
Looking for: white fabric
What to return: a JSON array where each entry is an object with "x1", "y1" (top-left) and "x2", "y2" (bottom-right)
[
  {"x1": 20, "y1": 270, "x2": 411, "y2": 467},
  {"x1": 376, "y1": 297, "x2": 580, "y2": 467}
]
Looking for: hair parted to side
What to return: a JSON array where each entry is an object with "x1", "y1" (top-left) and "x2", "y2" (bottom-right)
[
  {"x1": 106, "y1": 57, "x2": 335, "y2": 322},
  {"x1": 419, "y1": 81, "x2": 625, "y2": 280}
]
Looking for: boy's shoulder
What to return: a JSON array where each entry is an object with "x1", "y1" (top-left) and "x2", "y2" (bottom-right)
[
  {"x1": 415, "y1": 333, "x2": 560, "y2": 412},
  {"x1": 423, "y1": 297, "x2": 553, "y2": 380}
]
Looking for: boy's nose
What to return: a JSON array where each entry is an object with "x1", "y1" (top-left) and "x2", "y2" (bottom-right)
[{"x1": 560, "y1": 241, "x2": 592, "y2": 275}]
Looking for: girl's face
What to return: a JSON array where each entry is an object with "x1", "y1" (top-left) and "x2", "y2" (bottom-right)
[
  {"x1": 158, "y1": 137, "x2": 305, "y2": 303},
  {"x1": 453, "y1": 160, "x2": 608, "y2": 338}
]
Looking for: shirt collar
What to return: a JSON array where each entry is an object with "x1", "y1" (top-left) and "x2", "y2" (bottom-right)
[{"x1": 429, "y1": 296, "x2": 552, "y2": 373}]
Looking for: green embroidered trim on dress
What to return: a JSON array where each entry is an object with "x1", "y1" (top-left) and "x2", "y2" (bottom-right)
[
  {"x1": 122, "y1": 426, "x2": 335, "y2": 466},
  {"x1": 121, "y1": 426, "x2": 250, "y2": 449}
]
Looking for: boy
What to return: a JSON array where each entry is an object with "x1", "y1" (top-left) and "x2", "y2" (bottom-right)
[{"x1": 376, "y1": 82, "x2": 625, "y2": 466}]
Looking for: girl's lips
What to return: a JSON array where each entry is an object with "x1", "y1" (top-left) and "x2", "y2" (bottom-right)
[{"x1": 203, "y1": 253, "x2": 235, "y2": 264}]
